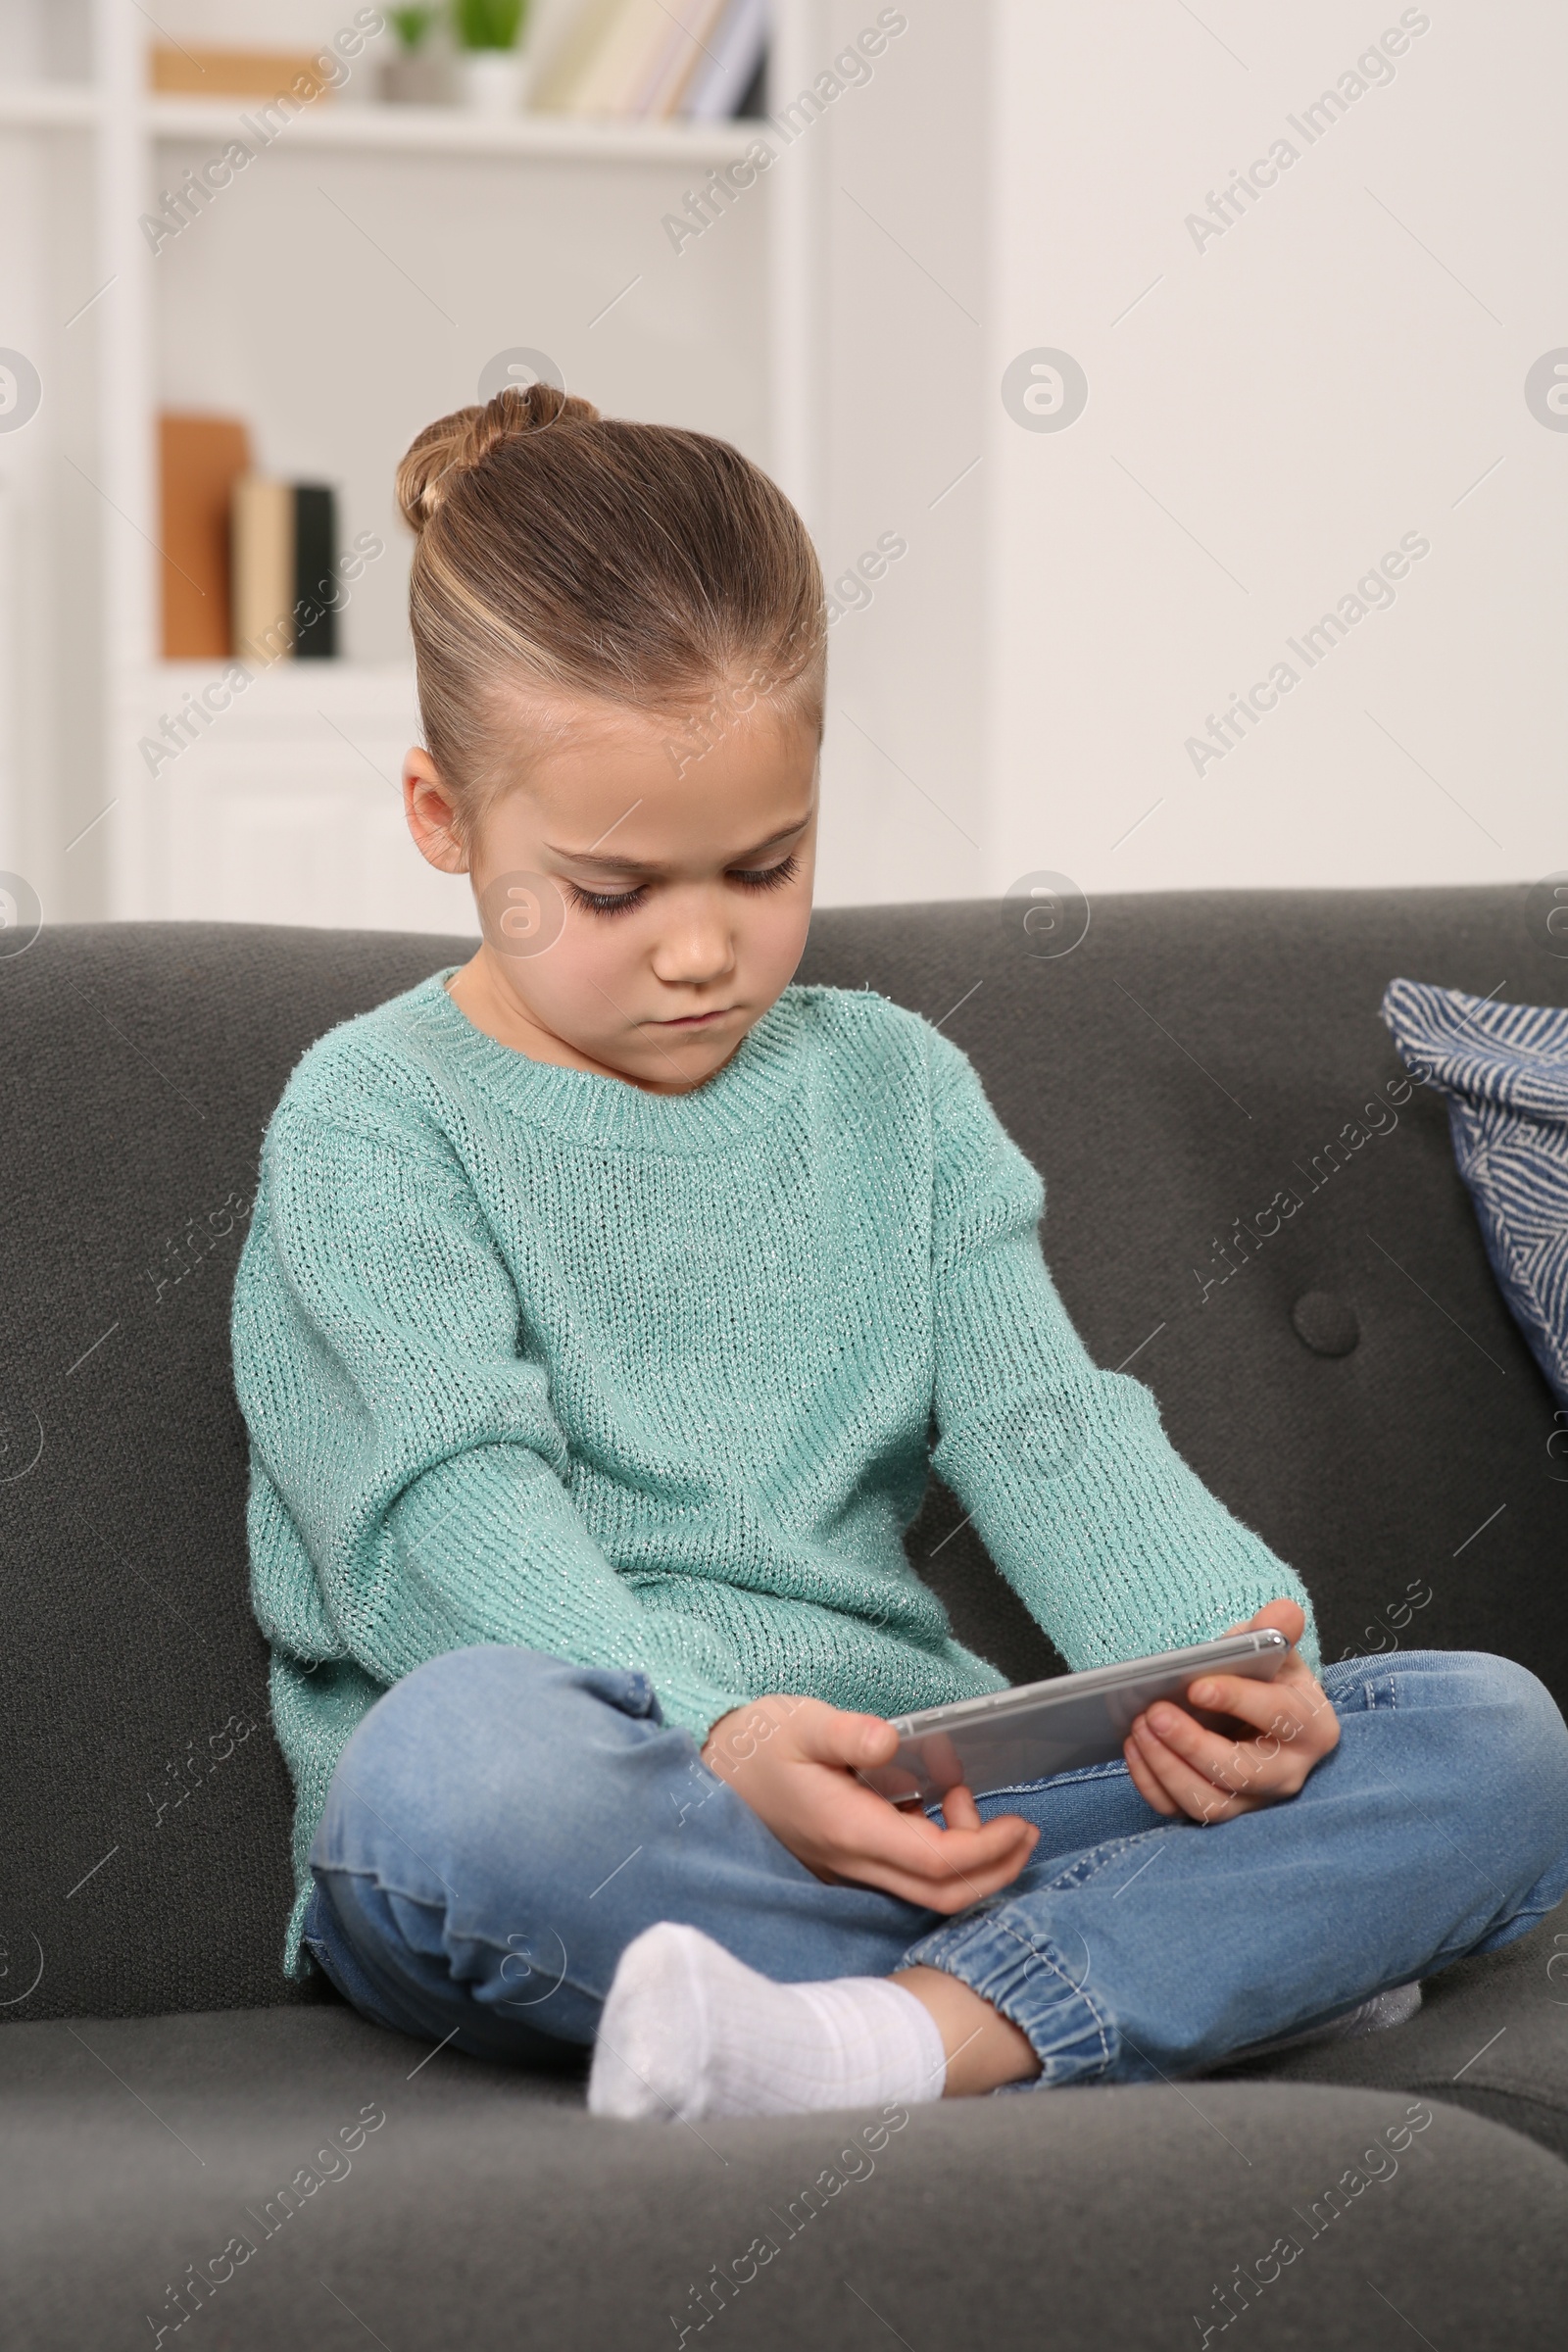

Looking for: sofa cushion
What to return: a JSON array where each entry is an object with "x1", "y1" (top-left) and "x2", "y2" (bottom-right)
[
  {"x1": 2, "y1": 2003, "x2": 1565, "y2": 2351},
  {"x1": 1382, "y1": 977, "x2": 1568, "y2": 1407},
  {"x1": 1, "y1": 893, "x2": 1566, "y2": 2023}
]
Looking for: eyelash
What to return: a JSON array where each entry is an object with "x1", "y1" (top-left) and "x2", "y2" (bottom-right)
[{"x1": 564, "y1": 853, "x2": 801, "y2": 918}]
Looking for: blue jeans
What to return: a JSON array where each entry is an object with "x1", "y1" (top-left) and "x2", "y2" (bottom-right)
[{"x1": 302, "y1": 1644, "x2": 1568, "y2": 2086}]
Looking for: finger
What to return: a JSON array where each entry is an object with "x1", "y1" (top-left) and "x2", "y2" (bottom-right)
[
  {"x1": 1179, "y1": 1669, "x2": 1337, "y2": 1768},
  {"x1": 903, "y1": 1830, "x2": 1040, "y2": 1911},
  {"x1": 917, "y1": 1868, "x2": 1030, "y2": 1915},
  {"x1": 847, "y1": 1825, "x2": 1041, "y2": 1912},
  {"x1": 1146, "y1": 1694, "x2": 1302, "y2": 1785},
  {"x1": 1264, "y1": 1597, "x2": 1306, "y2": 1645},
  {"x1": 939, "y1": 1782, "x2": 982, "y2": 1832},
  {"x1": 1250, "y1": 1597, "x2": 1305, "y2": 1647},
  {"x1": 1122, "y1": 1731, "x2": 1181, "y2": 1816},
  {"x1": 1131, "y1": 1717, "x2": 1245, "y2": 1819},
  {"x1": 795, "y1": 1705, "x2": 902, "y2": 1771},
  {"x1": 832, "y1": 1778, "x2": 1036, "y2": 1886},
  {"x1": 822, "y1": 1807, "x2": 1039, "y2": 1905},
  {"x1": 1184, "y1": 1671, "x2": 1310, "y2": 1741},
  {"x1": 1129, "y1": 1719, "x2": 1218, "y2": 1816},
  {"x1": 1140, "y1": 1703, "x2": 1320, "y2": 1808},
  {"x1": 883, "y1": 1817, "x2": 1039, "y2": 1908},
  {"x1": 895, "y1": 1808, "x2": 1037, "y2": 1886},
  {"x1": 1219, "y1": 1597, "x2": 1305, "y2": 1648},
  {"x1": 1130, "y1": 1720, "x2": 1260, "y2": 1824},
  {"x1": 1191, "y1": 1689, "x2": 1332, "y2": 1776}
]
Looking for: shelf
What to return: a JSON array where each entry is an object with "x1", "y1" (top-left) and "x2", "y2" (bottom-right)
[
  {"x1": 141, "y1": 659, "x2": 415, "y2": 695},
  {"x1": 145, "y1": 95, "x2": 763, "y2": 165},
  {"x1": 0, "y1": 83, "x2": 102, "y2": 128},
  {"x1": 0, "y1": 83, "x2": 763, "y2": 159},
  {"x1": 127, "y1": 661, "x2": 419, "y2": 736},
  {"x1": 121, "y1": 663, "x2": 421, "y2": 802}
]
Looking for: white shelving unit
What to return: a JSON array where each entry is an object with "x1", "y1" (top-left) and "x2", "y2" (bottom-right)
[
  {"x1": 0, "y1": 0, "x2": 825, "y2": 931},
  {"x1": 0, "y1": 82, "x2": 101, "y2": 124},
  {"x1": 145, "y1": 92, "x2": 754, "y2": 161}
]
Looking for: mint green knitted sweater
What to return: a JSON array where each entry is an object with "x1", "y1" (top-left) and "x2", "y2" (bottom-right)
[{"x1": 231, "y1": 971, "x2": 1317, "y2": 1974}]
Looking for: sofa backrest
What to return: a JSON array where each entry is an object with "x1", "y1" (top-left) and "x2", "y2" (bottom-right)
[{"x1": 1, "y1": 892, "x2": 1562, "y2": 2022}]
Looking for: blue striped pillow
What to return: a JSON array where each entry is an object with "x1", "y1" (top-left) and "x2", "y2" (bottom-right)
[{"x1": 1382, "y1": 978, "x2": 1568, "y2": 1405}]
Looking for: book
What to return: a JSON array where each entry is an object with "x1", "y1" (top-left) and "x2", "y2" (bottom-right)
[
  {"x1": 159, "y1": 414, "x2": 251, "y2": 661},
  {"x1": 529, "y1": 0, "x2": 626, "y2": 111},
  {"x1": 569, "y1": 0, "x2": 673, "y2": 115},
  {"x1": 150, "y1": 47, "x2": 337, "y2": 100},
  {"x1": 641, "y1": 0, "x2": 733, "y2": 118},
  {"x1": 230, "y1": 480, "x2": 338, "y2": 664},
  {"x1": 292, "y1": 486, "x2": 338, "y2": 661},
  {"x1": 682, "y1": 0, "x2": 767, "y2": 119},
  {"x1": 230, "y1": 478, "x2": 294, "y2": 666}
]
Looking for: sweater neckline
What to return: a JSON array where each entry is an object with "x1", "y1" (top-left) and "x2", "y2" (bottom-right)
[{"x1": 394, "y1": 967, "x2": 808, "y2": 1152}]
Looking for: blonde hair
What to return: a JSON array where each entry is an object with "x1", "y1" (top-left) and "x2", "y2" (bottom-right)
[{"x1": 395, "y1": 382, "x2": 827, "y2": 831}]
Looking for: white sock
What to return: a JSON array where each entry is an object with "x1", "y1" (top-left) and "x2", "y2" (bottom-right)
[{"x1": 587, "y1": 1922, "x2": 950, "y2": 2122}]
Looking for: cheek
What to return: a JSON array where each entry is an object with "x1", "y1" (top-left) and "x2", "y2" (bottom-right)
[
  {"x1": 534, "y1": 909, "x2": 639, "y2": 1003},
  {"x1": 487, "y1": 902, "x2": 640, "y2": 1044},
  {"x1": 742, "y1": 886, "x2": 813, "y2": 984}
]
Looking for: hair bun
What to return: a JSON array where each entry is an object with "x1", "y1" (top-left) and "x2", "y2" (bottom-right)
[{"x1": 396, "y1": 381, "x2": 602, "y2": 533}]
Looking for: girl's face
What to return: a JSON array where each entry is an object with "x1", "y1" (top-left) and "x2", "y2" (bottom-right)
[{"x1": 404, "y1": 689, "x2": 820, "y2": 1095}]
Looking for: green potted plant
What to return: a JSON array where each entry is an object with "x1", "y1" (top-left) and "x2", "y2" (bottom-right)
[
  {"x1": 452, "y1": 0, "x2": 532, "y2": 115},
  {"x1": 381, "y1": 8, "x2": 447, "y2": 106}
]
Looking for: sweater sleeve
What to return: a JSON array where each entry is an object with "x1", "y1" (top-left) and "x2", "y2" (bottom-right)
[
  {"x1": 232, "y1": 1102, "x2": 749, "y2": 1741},
  {"x1": 922, "y1": 1030, "x2": 1321, "y2": 1676}
]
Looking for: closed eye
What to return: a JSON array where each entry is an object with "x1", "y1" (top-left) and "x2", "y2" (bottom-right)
[{"x1": 563, "y1": 852, "x2": 801, "y2": 918}]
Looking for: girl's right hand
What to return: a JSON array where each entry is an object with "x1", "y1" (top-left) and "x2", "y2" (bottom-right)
[{"x1": 700, "y1": 1693, "x2": 1039, "y2": 1913}]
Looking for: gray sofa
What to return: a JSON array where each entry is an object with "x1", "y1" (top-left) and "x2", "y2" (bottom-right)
[{"x1": 2, "y1": 889, "x2": 1566, "y2": 2348}]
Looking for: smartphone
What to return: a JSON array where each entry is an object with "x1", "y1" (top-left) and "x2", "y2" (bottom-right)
[{"x1": 858, "y1": 1629, "x2": 1292, "y2": 1807}]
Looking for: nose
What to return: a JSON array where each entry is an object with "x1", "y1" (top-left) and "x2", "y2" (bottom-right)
[{"x1": 649, "y1": 890, "x2": 737, "y2": 990}]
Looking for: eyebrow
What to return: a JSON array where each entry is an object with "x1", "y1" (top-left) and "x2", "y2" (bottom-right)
[{"x1": 543, "y1": 816, "x2": 811, "y2": 877}]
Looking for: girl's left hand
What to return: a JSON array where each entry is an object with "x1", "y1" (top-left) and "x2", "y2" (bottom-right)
[{"x1": 1122, "y1": 1598, "x2": 1340, "y2": 1825}]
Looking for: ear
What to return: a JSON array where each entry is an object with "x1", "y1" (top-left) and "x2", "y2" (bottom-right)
[{"x1": 404, "y1": 747, "x2": 469, "y2": 875}]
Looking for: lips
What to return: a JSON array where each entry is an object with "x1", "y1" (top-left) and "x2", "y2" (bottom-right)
[{"x1": 653, "y1": 1006, "x2": 734, "y2": 1029}]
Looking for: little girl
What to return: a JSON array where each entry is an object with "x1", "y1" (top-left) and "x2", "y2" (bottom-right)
[{"x1": 231, "y1": 383, "x2": 1568, "y2": 2121}]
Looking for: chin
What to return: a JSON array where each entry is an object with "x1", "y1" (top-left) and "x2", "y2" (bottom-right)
[{"x1": 633, "y1": 1040, "x2": 732, "y2": 1091}]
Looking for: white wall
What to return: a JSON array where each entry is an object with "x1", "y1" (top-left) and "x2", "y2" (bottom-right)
[
  {"x1": 796, "y1": 0, "x2": 991, "y2": 908},
  {"x1": 983, "y1": 0, "x2": 1568, "y2": 900}
]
